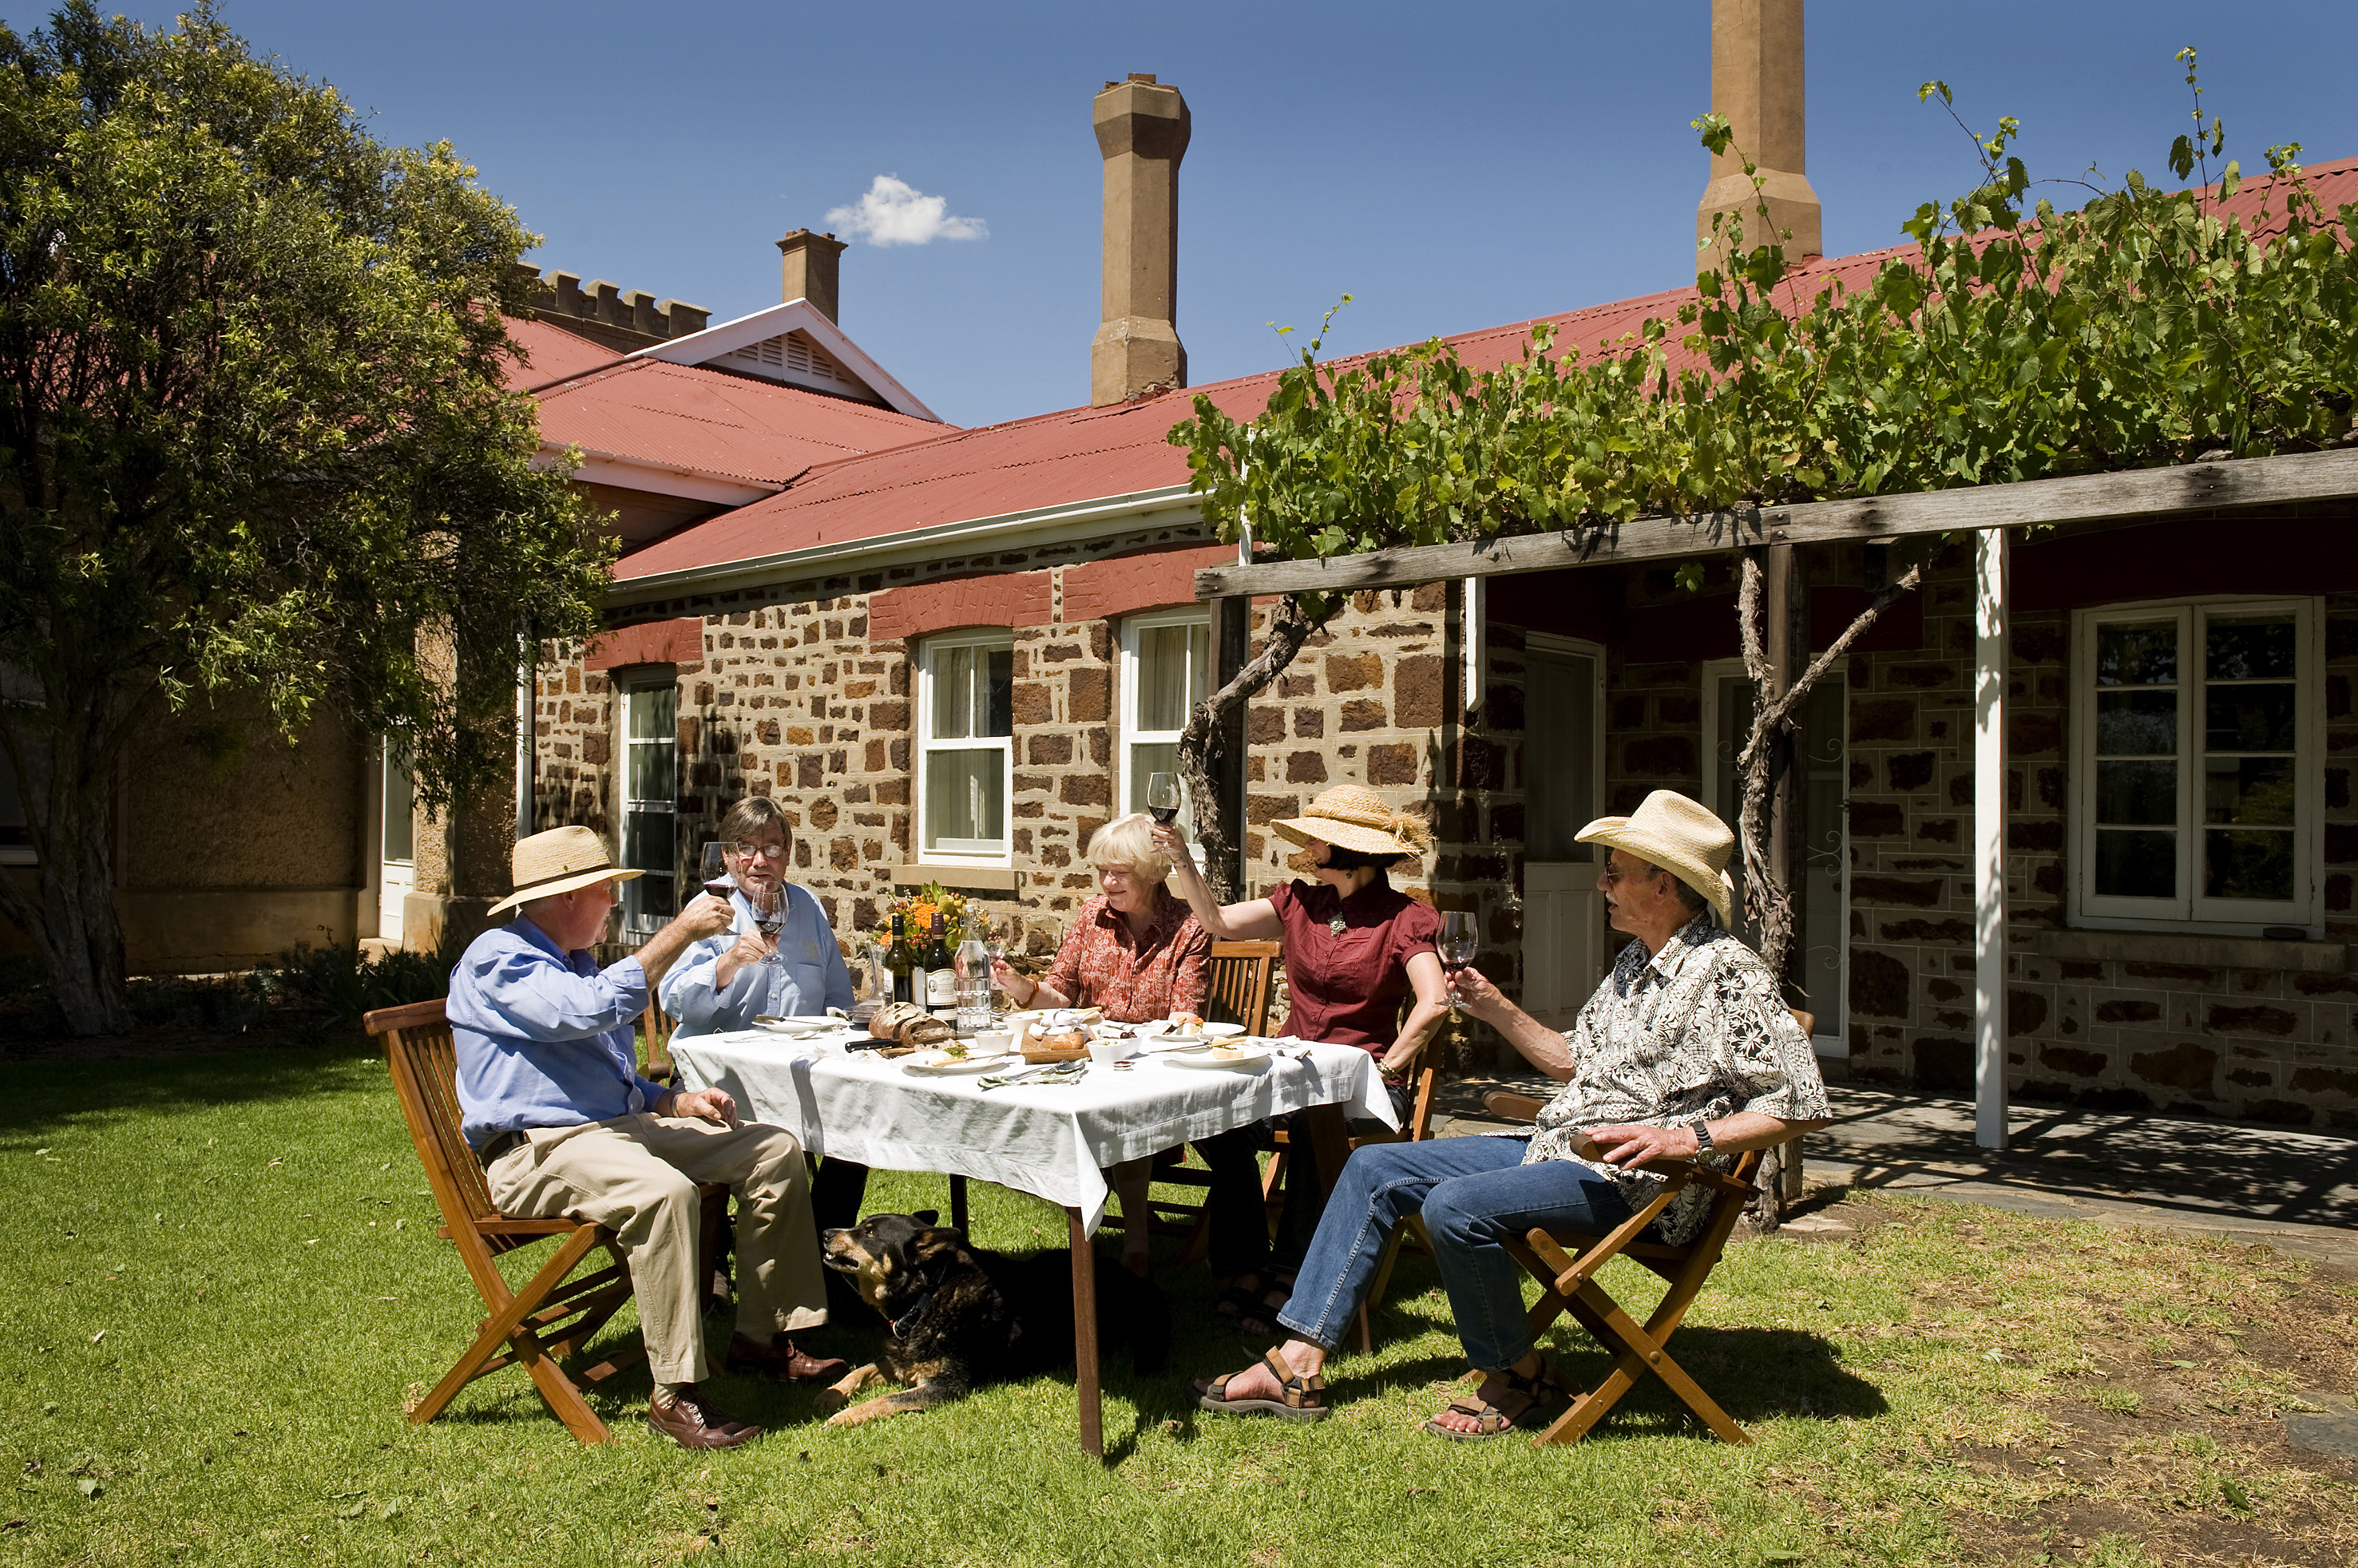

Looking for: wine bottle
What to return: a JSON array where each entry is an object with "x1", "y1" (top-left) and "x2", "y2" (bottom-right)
[
  {"x1": 906, "y1": 912, "x2": 930, "y2": 1010},
  {"x1": 887, "y1": 913, "x2": 913, "y2": 1005},
  {"x1": 924, "y1": 913, "x2": 956, "y2": 1009}
]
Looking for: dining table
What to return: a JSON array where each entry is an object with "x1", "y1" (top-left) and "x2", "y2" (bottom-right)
[{"x1": 668, "y1": 1024, "x2": 1398, "y2": 1455}]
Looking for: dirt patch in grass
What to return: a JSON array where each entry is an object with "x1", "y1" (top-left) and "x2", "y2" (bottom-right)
[{"x1": 1932, "y1": 1232, "x2": 2358, "y2": 1567}]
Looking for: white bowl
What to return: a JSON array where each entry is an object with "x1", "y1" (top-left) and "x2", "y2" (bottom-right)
[
  {"x1": 969, "y1": 1030, "x2": 1014, "y2": 1057},
  {"x1": 1086, "y1": 1035, "x2": 1138, "y2": 1064}
]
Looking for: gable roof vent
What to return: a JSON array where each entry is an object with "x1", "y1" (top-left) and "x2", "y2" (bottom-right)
[{"x1": 721, "y1": 328, "x2": 863, "y2": 394}]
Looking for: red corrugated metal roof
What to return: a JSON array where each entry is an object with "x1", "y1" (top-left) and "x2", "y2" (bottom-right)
[
  {"x1": 533, "y1": 356, "x2": 948, "y2": 490},
  {"x1": 615, "y1": 156, "x2": 2358, "y2": 584},
  {"x1": 501, "y1": 315, "x2": 628, "y2": 390}
]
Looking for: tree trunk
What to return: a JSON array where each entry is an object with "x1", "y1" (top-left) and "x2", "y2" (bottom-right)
[
  {"x1": 1734, "y1": 544, "x2": 1926, "y2": 1227},
  {"x1": 0, "y1": 698, "x2": 137, "y2": 1036},
  {"x1": 1175, "y1": 593, "x2": 1333, "y2": 903}
]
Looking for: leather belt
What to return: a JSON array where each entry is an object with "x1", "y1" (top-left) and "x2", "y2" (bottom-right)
[{"x1": 478, "y1": 1129, "x2": 529, "y2": 1168}]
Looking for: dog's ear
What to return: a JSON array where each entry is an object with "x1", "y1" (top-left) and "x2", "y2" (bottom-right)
[
  {"x1": 911, "y1": 1210, "x2": 940, "y2": 1227},
  {"x1": 916, "y1": 1225, "x2": 967, "y2": 1260}
]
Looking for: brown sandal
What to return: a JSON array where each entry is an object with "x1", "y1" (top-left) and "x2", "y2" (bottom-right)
[
  {"x1": 1421, "y1": 1360, "x2": 1559, "y2": 1442},
  {"x1": 1191, "y1": 1348, "x2": 1330, "y2": 1423}
]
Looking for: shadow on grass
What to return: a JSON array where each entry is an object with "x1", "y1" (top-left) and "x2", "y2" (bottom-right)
[
  {"x1": 0, "y1": 1034, "x2": 382, "y2": 1142},
  {"x1": 1536, "y1": 1323, "x2": 1889, "y2": 1432}
]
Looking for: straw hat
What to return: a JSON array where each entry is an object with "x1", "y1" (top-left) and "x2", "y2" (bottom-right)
[
  {"x1": 1574, "y1": 790, "x2": 1736, "y2": 929},
  {"x1": 1271, "y1": 785, "x2": 1433, "y2": 863},
  {"x1": 488, "y1": 826, "x2": 641, "y2": 917}
]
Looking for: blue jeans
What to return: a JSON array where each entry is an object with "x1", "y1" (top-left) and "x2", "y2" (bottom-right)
[{"x1": 1274, "y1": 1136, "x2": 1636, "y2": 1372}]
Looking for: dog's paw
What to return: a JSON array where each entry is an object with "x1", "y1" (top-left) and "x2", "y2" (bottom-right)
[
  {"x1": 825, "y1": 1396, "x2": 893, "y2": 1428},
  {"x1": 812, "y1": 1387, "x2": 847, "y2": 1415}
]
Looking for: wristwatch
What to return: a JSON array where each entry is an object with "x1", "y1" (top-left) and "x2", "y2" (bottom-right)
[{"x1": 1689, "y1": 1119, "x2": 1715, "y2": 1156}]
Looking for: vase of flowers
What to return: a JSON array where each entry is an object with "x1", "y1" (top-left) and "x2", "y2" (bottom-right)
[{"x1": 870, "y1": 881, "x2": 973, "y2": 951}]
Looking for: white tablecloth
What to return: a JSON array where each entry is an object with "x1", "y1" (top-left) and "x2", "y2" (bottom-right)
[{"x1": 669, "y1": 1031, "x2": 1398, "y2": 1232}]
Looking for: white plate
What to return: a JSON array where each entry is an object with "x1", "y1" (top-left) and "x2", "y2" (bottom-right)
[
  {"x1": 902, "y1": 1047, "x2": 1015, "y2": 1075},
  {"x1": 753, "y1": 1016, "x2": 837, "y2": 1035},
  {"x1": 1160, "y1": 1042, "x2": 1270, "y2": 1071},
  {"x1": 1197, "y1": 1022, "x2": 1246, "y2": 1038}
]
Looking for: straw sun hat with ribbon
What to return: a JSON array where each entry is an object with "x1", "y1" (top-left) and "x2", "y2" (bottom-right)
[
  {"x1": 1270, "y1": 784, "x2": 1434, "y2": 865},
  {"x1": 488, "y1": 826, "x2": 642, "y2": 917},
  {"x1": 1573, "y1": 790, "x2": 1737, "y2": 929}
]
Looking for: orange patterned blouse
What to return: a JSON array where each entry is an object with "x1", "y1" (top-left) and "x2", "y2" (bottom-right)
[{"x1": 1041, "y1": 892, "x2": 1211, "y2": 1024}]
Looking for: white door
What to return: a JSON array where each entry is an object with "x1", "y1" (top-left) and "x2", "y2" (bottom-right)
[
  {"x1": 378, "y1": 747, "x2": 414, "y2": 942},
  {"x1": 1520, "y1": 637, "x2": 1606, "y2": 1027}
]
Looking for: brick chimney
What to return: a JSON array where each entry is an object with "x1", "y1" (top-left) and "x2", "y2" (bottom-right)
[
  {"x1": 777, "y1": 228, "x2": 847, "y2": 323},
  {"x1": 1090, "y1": 73, "x2": 1188, "y2": 406},
  {"x1": 1696, "y1": 0, "x2": 1821, "y2": 259}
]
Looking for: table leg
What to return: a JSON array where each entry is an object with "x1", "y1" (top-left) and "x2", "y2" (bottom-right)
[
  {"x1": 1301, "y1": 1103, "x2": 1353, "y2": 1202},
  {"x1": 949, "y1": 1174, "x2": 969, "y2": 1233},
  {"x1": 1068, "y1": 1206, "x2": 1103, "y2": 1458}
]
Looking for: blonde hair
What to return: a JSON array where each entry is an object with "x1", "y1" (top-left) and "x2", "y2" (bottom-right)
[{"x1": 1087, "y1": 813, "x2": 1172, "y2": 886}]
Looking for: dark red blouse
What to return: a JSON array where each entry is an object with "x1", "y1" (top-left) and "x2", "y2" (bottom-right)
[{"x1": 1267, "y1": 879, "x2": 1441, "y2": 1053}]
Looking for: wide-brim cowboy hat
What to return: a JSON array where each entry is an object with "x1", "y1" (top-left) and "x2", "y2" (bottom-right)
[
  {"x1": 488, "y1": 825, "x2": 642, "y2": 917},
  {"x1": 1270, "y1": 784, "x2": 1433, "y2": 864},
  {"x1": 1575, "y1": 790, "x2": 1736, "y2": 929}
]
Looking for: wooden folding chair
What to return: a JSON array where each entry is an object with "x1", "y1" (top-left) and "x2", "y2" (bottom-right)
[
  {"x1": 1500, "y1": 1128, "x2": 1762, "y2": 1446},
  {"x1": 639, "y1": 994, "x2": 676, "y2": 1084},
  {"x1": 1470, "y1": 1007, "x2": 1814, "y2": 1446},
  {"x1": 371, "y1": 998, "x2": 703, "y2": 1445},
  {"x1": 1106, "y1": 939, "x2": 1284, "y2": 1267}
]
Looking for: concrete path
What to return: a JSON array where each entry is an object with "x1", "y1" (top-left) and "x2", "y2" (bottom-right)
[{"x1": 1431, "y1": 1074, "x2": 2358, "y2": 1270}]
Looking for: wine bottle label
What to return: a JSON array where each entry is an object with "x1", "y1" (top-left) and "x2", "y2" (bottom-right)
[{"x1": 925, "y1": 968, "x2": 957, "y2": 1005}]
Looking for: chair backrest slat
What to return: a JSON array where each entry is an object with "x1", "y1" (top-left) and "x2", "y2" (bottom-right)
[
  {"x1": 1204, "y1": 939, "x2": 1281, "y2": 1037},
  {"x1": 368, "y1": 1000, "x2": 498, "y2": 1229}
]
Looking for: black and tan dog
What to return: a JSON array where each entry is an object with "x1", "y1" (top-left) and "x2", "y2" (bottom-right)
[{"x1": 815, "y1": 1210, "x2": 1171, "y2": 1426}]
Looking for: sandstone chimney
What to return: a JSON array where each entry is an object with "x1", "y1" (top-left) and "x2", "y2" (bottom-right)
[
  {"x1": 1696, "y1": 0, "x2": 1821, "y2": 259},
  {"x1": 777, "y1": 228, "x2": 847, "y2": 322},
  {"x1": 1091, "y1": 73, "x2": 1188, "y2": 406}
]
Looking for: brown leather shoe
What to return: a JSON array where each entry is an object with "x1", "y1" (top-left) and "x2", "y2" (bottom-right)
[
  {"x1": 646, "y1": 1384, "x2": 761, "y2": 1450},
  {"x1": 726, "y1": 1331, "x2": 849, "y2": 1384}
]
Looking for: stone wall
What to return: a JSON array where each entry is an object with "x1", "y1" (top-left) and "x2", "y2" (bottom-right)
[
  {"x1": 534, "y1": 529, "x2": 1486, "y2": 973},
  {"x1": 533, "y1": 525, "x2": 2358, "y2": 1127}
]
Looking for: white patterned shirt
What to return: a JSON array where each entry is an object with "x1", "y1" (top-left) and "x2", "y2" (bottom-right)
[{"x1": 1524, "y1": 911, "x2": 1829, "y2": 1245}]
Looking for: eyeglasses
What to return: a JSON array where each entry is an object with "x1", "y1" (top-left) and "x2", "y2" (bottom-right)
[
  {"x1": 728, "y1": 841, "x2": 787, "y2": 861},
  {"x1": 1599, "y1": 861, "x2": 1659, "y2": 886}
]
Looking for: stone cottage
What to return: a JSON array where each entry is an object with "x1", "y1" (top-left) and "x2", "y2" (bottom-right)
[{"x1": 521, "y1": 55, "x2": 2358, "y2": 1131}]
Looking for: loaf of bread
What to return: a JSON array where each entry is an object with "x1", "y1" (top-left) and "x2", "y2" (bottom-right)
[{"x1": 869, "y1": 1001, "x2": 953, "y2": 1055}]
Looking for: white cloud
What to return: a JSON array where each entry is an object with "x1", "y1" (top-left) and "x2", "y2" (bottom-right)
[{"x1": 824, "y1": 175, "x2": 989, "y2": 247}]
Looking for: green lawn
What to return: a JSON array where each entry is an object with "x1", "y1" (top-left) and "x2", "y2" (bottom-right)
[{"x1": 2, "y1": 1040, "x2": 2352, "y2": 1567}]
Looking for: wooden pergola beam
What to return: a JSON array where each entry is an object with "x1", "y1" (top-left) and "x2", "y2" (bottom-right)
[{"x1": 1191, "y1": 445, "x2": 2358, "y2": 597}]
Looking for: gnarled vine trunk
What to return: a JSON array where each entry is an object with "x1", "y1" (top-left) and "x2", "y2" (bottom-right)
[
  {"x1": 1734, "y1": 543, "x2": 1925, "y2": 1225},
  {"x1": 1175, "y1": 593, "x2": 1333, "y2": 902}
]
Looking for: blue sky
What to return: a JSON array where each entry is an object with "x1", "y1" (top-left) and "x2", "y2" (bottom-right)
[{"x1": 37, "y1": 2, "x2": 2358, "y2": 429}]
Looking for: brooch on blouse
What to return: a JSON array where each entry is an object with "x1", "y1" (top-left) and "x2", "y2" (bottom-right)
[{"x1": 1328, "y1": 914, "x2": 1347, "y2": 936}]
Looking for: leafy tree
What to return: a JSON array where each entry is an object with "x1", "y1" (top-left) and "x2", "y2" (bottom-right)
[{"x1": 0, "y1": 3, "x2": 612, "y2": 1035}]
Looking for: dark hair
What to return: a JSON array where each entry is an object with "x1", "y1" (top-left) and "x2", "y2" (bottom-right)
[
  {"x1": 719, "y1": 795, "x2": 791, "y2": 846},
  {"x1": 1670, "y1": 876, "x2": 1709, "y2": 917},
  {"x1": 1319, "y1": 844, "x2": 1397, "y2": 879}
]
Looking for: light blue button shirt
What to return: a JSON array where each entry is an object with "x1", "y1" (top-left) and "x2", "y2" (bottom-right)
[
  {"x1": 447, "y1": 916, "x2": 665, "y2": 1154},
  {"x1": 659, "y1": 882, "x2": 854, "y2": 1037}
]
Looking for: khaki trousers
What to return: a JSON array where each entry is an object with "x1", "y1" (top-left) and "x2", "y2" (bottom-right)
[{"x1": 486, "y1": 1113, "x2": 827, "y2": 1385}]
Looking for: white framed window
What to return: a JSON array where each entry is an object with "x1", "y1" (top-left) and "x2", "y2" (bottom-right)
[
  {"x1": 2071, "y1": 596, "x2": 2319, "y2": 934},
  {"x1": 618, "y1": 677, "x2": 679, "y2": 939},
  {"x1": 1702, "y1": 658, "x2": 1849, "y2": 1053},
  {"x1": 1120, "y1": 609, "x2": 1210, "y2": 837},
  {"x1": 917, "y1": 631, "x2": 1013, "y2": 865}
]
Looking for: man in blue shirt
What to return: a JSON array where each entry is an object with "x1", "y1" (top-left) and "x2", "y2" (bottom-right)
[
  {"x1": 449, "y1": 825, "x2": 845, "y2": 1451},
  {"x1": 660, "y1": 797, "x2": 870, "y2": 1248}
]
